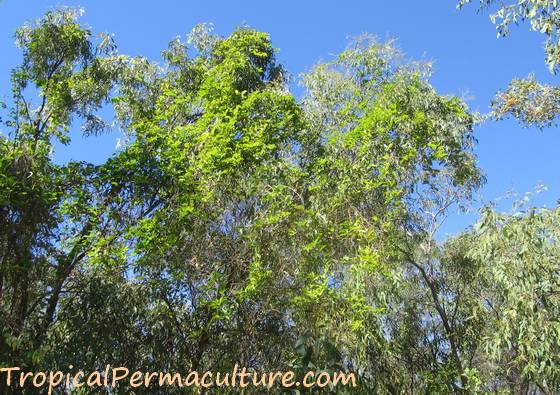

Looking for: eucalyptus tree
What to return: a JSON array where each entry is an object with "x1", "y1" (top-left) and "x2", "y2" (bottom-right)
[
  {"x1": 0, "y1": 7, "x2": 524, "y2": 395},
  {"x1": 464, "y1": 205, "x2": 560, "y2": 393},
  {"x1": 297, "y1": 35, "x2": 484, "y2": 392},
  {"x1": 409, "y1": 202, "x2": 560, "y2": 395},
  {"x1": 38, "y1": 21, "x2": 483, "y2": 394},
  {"x1": 459, "y1": 0, "x2": 560, "y2": 128},
  {"x1": 0, "y1": 9, "x2": 126, "y2": 391}
]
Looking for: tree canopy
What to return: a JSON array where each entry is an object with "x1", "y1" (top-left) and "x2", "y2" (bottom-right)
[
  {"x1": 460, "y1": 0, "x2": 560, "y2": 128},
  {"x1": 0, "y1": 7, "x2": 558, "y2": 394}
]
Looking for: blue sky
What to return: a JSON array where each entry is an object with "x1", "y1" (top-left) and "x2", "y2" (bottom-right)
[{"x1": 1, "y1": 1, "x2": 558, "y2": 237}]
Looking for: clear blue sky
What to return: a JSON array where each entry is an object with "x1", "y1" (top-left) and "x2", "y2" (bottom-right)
[{"x1": 1, "y1": 1, "x2": 558, "y2": 237}]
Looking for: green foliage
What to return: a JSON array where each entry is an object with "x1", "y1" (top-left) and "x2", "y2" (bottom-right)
[
  {"x1": 460, "y1": 0, "x2": 560, "y2": 127},
  {"x1": 468, "y1": 206, "x2": 560, "y2": 392},
  {"x1": 0, "y1": 8, "x2": 127, "y2": 392},
  {"x1": 492, "y1": 74, "x2": 560, "y2": 128},
  {"x1": 459, "y1": 0, "x2": 560, "y2": 72},
  {"x1": 0, "y1": 8, "x2": 557, "y2": 395}
]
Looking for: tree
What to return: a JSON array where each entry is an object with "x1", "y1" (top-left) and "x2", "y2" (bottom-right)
[
  {"x1": 464, "y1": 205, "x2": 560, "y2": 393},
  {"x1": 2, "y1": 7, "x2": 557, "y2": 395},
  {"x1": 60, "y1": 24, "x2": 480, "y2": 394},
  {"x1": 299, "y1": 35, "x2": 483, "y2": 392},
  {"x1": 459, "y1": 0, "x2": 560, "y2": 128},
  {"x1": 0, "y1": 8, "x2": 125, "y2": 393}
]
